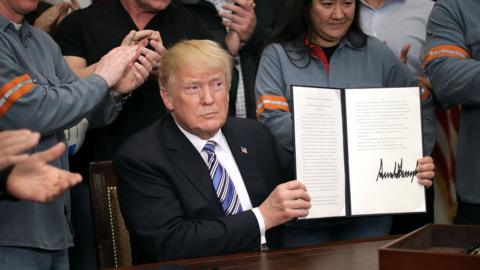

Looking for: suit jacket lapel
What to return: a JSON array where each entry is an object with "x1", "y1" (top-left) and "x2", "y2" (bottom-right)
[
  {"x1": 222, "y1": 119, "x2": 268, "y2": 207},
  {"x1": 163, "y1": 116, "x2": 222, "y2": 211}
]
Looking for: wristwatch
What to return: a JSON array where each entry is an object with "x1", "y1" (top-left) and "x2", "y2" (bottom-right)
[{"x1": 109, "y1": 90, "x2": 132, "y2": 103}]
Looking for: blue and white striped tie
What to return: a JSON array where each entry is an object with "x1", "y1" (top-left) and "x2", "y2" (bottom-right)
[{"x1": 203, "y1": 140, "x2": 242, "y2": 215}]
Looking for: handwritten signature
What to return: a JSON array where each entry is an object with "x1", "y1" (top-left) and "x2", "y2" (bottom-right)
[{"x1": 376, "y1": 158, "x2": 416, "y2": 182}]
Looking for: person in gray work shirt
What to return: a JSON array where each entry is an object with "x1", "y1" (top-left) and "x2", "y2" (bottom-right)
[
  {"x1": 255, "y1": 0, "x2": 436, "y2": 248},
  {"x1": 424, "y1": 0, "x2": 480, "y2": 225},
  {"x1": 0, "y1": 0, "x2": 160, "y2": 268}
]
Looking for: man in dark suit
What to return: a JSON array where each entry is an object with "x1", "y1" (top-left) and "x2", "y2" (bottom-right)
[{"x1": 114, "y1": 39, "x2": 311, "y2": 264}]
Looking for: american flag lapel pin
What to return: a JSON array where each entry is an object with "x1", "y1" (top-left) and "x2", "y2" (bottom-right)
[{"x1": 241, "y1": 146, "x2": 248, "y2": 154}]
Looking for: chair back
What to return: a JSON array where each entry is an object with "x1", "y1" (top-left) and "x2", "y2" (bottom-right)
[{"x1": 89, "y1": 160, "x2": 132, "y2": 268}]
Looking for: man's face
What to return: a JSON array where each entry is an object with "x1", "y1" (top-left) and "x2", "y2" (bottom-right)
[
  {"x1": 161, "y1": 67, "x2": 229, "y2": 140},
  {"x1": 134, "y1": 0, "x2": 171, "y2": 12},
  {"x1": 0, "y1": 0, "x2": 39, "y2": 22}
]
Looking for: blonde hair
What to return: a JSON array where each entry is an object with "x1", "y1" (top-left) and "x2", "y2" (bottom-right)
[{"x1": 159, "y1": 39, "x2": 233, "y2": 90}]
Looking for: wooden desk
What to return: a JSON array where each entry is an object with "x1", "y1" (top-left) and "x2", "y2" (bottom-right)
[{"x1": 109, "y1": 236, "x2": 397, "y2": 270}]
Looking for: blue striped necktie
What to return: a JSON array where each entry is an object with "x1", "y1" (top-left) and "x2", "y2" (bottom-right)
[{"x1": 202, "y1": 140, "x2": 242, "y2": 215}]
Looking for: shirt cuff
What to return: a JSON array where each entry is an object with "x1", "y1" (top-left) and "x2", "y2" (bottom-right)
[
  {"x1": 252, "y1": 207, "x2": 267, "y2": 249},
  {"x1": 87, "y1": 74, "x2": 109, "y2": 92}
]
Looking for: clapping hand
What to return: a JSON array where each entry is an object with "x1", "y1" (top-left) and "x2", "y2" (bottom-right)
[{"x1": 7, "y1": 143, "x2": 82, "y2": 203}]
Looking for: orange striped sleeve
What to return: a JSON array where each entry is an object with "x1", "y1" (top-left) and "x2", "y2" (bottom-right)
[
  {"x1": 0, "y1": 74, "x2": 35, "y2": 117},
  {"x1": 0, "y1": 74, "x2": 31, "y2": 97},
  {"x1": 256, "y1": 95, "x2": 290, "y2": 117},
  {"x1": 423, "y1": 45, "x2": 470, "y2": 66}
]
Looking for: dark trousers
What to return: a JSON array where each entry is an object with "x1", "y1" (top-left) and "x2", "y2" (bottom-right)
[
  {"x1": 454, "y1": 200, "x2": 480, "y2": 225},
  {"x1": 68, "y1": 183, "x2": 98, "y2": 270}
]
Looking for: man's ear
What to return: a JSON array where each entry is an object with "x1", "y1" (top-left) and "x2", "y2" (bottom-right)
[{"x1": 160, "y1": 88, "x2": 174, "y2": 112}]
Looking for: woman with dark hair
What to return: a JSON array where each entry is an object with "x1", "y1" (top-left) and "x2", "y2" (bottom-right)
[{"x1": 255, "y1": 0, "x2": 435, "y2": 247}]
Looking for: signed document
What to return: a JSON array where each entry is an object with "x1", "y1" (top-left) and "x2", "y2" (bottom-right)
[{"x1": 292, "y1": 86, "x2": 425, "y2": 219}]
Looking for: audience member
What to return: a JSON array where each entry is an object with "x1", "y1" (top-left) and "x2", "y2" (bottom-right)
[
  {"x1": 182, "y1": 0, "x2": 286, "y2": 119},
  {"x1": 359, "y1": 0, "x2": 434, "y2": 77},
  {"x1": 424, "y1": 0, "x2": 480, "y2": 225},
  {"x1": 0, "y1": 0, "x2": 156, "y2": 268},
  {"x1": 54, "y1": 1, "x2": 211, "y2": 267},
  {"x1": 114, "y1": 39, "x2": 311, "y2": 263},
  {"x1": 33, "y1": 0, "x2": 79, "y2": 33},
  {"x1": 359, "y1": 0, "x2": 436, "y2": 234},
  {"x1": 255, "y1": 0, "x2": 435, "y2": 247},
  {"x1": 55, "y1": 0, "x2": 212, "y2": 158},
  {"x1": 0, "y1": 130, "x2": 82, "y2": 203}
]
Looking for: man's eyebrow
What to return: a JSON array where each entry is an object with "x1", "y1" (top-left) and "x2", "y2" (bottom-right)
[
  {"x1": 209, "y1": 76, "x2": 224, "y2": 82},
  {"x1": 182, "y1": 78, "x2": 201, "y2": 85}
]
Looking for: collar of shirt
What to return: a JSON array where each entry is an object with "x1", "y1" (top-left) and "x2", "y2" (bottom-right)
[
  {"x1": 0, "y1": 15, "x2": 33, "y2": 41},
  {"x1": 175, "y1": 122, "x2": 228, "y2": 157},
  {"x1": 11, "y1": 21, "x2": 21, "y2": 30}
]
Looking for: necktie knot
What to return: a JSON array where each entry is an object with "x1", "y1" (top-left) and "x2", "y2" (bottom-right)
[{"x1": 203, "y1": 140, "x2": 216, "y2": 155}]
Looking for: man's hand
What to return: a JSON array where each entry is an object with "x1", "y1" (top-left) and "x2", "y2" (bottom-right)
[
  {"x1": 94, "y1": 45, "x2": 141, "y2": 92},
  {"x1": 122, "y1": 30, "x2": 165, "y2": 74},
  {"x1": 221, "y1": 0, "x2": 257, "y2": 54},
  {"x1": 69, "y1": 29, "x2": 164, "y2": 83},
  {"x1": 416, "y1": 156, "x2": 435, "y2": 188},
  {"x1": 34, "y1": 1, "x2": 80, "y2": 33},
  {"x1": 111, "y1": 44, "x2": 161, "y2": 93},
  {"x1": 259, "y1": 180, "x2": 311, "y2": 230},
  {"x1": 7, "y1": 143, "x2": 82, "y2": 203},
  {"x1": 113, "y1": 30, "x2": 166, "y2": 90},
  {"x1": 0, "y1": 130, "x2": 40, "y2": 170},
  {"x1": 146, "y1": 31, "x2": 166, "y2": 76},
  {"x1": 121, "y1": 30, "x2": 157, "y2": 46}
]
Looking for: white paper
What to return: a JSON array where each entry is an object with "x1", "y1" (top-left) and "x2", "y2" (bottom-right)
[
  {"x1": 293, "y1": 86, "x2": 346, "y2": 218},
  {"x1": 345, "y1": 87, "x2": 425, "y2": 215},
  {"x1": 292, "y1": 86, "x2": 425, "y2": 219}
]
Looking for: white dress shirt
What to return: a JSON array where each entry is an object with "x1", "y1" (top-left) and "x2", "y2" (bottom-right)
[{"x1": 176, "y1": 123, "x2": 267, "y2": 247}]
